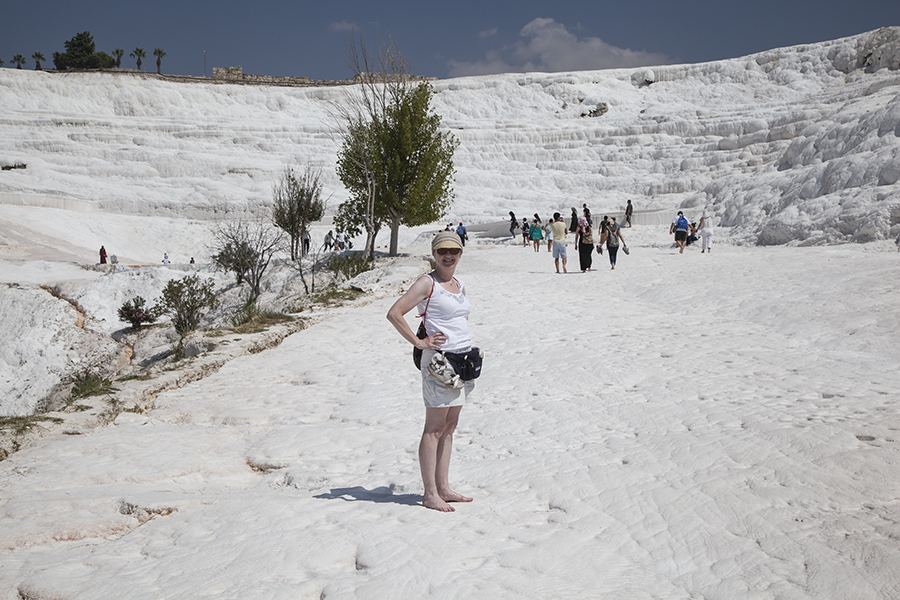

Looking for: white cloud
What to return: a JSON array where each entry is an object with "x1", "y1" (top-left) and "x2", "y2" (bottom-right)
[
  {"x1": 330, "y1": 20, "x2": 357, "y2": 33},
  {"x1": 479, "y1": 28, "x2": 499, "y2": 38},
  {"x1": 448, "y1": 17, "x2": 674, "y2": 77}
]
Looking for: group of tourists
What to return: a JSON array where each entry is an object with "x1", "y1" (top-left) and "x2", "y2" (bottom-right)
[
  {"x1": 669, "y1": 210, "x2": 714, "y2": 254},
  {"x1": 509, "y1": 205, "x2": 629, "y2": 273},
  {"x1": 322, "y1": 230, "x2": 348, "y2": 252}
]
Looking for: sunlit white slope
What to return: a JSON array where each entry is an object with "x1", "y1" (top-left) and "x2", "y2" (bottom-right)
[{"x1": 0, "y1": 27, "x2": 898, "y2": 245}]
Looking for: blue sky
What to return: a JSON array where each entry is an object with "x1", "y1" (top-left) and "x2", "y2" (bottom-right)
[{"x1": 2, "y1": 0, "x2": 898, "y2": 79}]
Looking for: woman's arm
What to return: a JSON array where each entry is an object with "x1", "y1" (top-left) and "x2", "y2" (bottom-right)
[{"x1": 386, "y1": 276, "x2": 447, "y2": 349}]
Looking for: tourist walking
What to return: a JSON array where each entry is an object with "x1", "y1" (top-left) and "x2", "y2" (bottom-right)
[
  {"x1": 529, "y1": 217, "x2": 544, "y2": 252},
  {"x1": 574, "y1": 217, "x2": 594, "y2": 272},
  {"x1": 550, "y1": 212, "x2": 568, "y2": 274},
  {"x1": 582, "y1": 204, "x2": 592, "y2": 226},
  {"x1": 599, "y1": 217, "x2": 627, "y2": 269},
  {"x1": 698, "y1": 209, "x2": 714, "y2": 253},
  {"x1": 522, "y1": 218, "x2": 530, "y2": 247},
  {"x1": 99, "y1": 246, "x2": 107, "y2": 264},
  {"x1": 386, "y1": 231, "x2": 477, "y2": 512},
  {"x1": 508, "y1": 211, "x2": 518, "y2": 238},
  {"x1": 669, "y1": 211, "x2": 690, "y2": 254},
  {"x1": 456, "y1": 222, "x2": 468, "y2": 247},
  {"x1": 625, "y1": 200, "x2": 633, "y2": 227},
  {"x1": 569, "y1": 207, "x2": 579, "y2": 233}
]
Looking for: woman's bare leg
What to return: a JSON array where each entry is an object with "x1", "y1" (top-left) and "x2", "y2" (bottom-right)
[{"x1": 419, "y1": 406, "x2": 470, "y2": 511}]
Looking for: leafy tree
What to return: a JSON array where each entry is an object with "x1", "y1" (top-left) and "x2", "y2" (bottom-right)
[
  {"x1": 93, "y1": 51, "x2": 115, "y2": 69},
  {"x1": 112, "y1": 48, "x2": 124, "y2": 68},
  {"x1": 154, "y1": 274, "x2": 217, "y2": 339},
  {"x1": 11, "y1": 54, "x2": 26, "y2": 69},
  {"x1": 336, "y1": 82, "x2": 457, "y2": 257},
  {"x1": 376, "y1": 82, "x2": 457, "y2": 254},
  {"x1": 0, "y1": 58, "x2": 4, "y2": 67},
  {"x1": 211, "y1": 220, "x2": 282, "y2": 301},
  {"x1": 32, "y1": 52, "x2": 45, "y2": 70},
  {"x1": 153, "y1": 48, "x2": 166, "y2": 74},
  {"x1": 331, "y1": 36, "x2": 401, "y2": 258},
  {"x1": 334, "y1": 38, "x2": 458, "y2": 257},
  {"x1": 53, "y1": 31, "x2": 95, "y2": 70},
  {"x1": 131, "y1": 47, "x2": 146, "y2": 71},
  {"x1": 272, "y1": 166, "x2": 326, "y2": 260},
  {"x1": 53, "y1": 32, "x2": 113, "y2": 70}
]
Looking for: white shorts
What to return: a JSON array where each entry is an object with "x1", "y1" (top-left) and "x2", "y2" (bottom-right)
[{"x1": 420, "y1": 349, "x2": 475, "y2": 408}]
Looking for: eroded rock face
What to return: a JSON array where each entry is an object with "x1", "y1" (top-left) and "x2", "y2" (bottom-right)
[{"x1": 0, "y1": 284, "x2": 122, "y2": 416}]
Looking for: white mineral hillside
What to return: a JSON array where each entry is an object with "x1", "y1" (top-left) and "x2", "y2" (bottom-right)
[{"x1": 0, "y1": 27, "x2": 898, "y2": 247}]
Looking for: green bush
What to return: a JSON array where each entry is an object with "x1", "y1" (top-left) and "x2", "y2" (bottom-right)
[
  {"x1": 69, "y1": 367, "x2": 116, "y2": 400},
  {"x1": 331, "y1": 252, "x2": 373, "y2": 280},
  {"x1": 154, "y1": 274, "x2": 218, "y2": 338},
  {"x1": 117, "y1": 296, "x2": 158, "y2": 328}
]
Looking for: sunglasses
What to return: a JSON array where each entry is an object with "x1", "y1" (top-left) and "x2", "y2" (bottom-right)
[{"x1": 436, "y1": 247, "x2": 461, "y2": 256}]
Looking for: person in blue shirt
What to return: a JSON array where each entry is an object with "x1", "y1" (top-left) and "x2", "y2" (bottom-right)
[
  {"x1": 456, "y1": 222, "x2": 468, "y2": 247},
  {"x1": 669, "y1": 211, "x2": 690, "y2": 254}
]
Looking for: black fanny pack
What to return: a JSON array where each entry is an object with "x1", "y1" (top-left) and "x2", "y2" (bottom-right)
[{"x1": 443, "y1": 348, "x2": 483, "y2": 381}]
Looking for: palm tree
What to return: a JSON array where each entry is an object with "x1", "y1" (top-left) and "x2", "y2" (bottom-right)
[
  {"x1": 32, "y1": 52, "x2": 45, "y2": 70},
  {"x1": 112, "y1": 48, "x2": 124, "y2": 68},
  {"x1": 153, "y1": 48, "x2": 166, "y2": 74},
  {"x1": 11, "y1": 54, "x2": 26, "y2": 69},
  {"x1": 130, "y1": 48, "x2": 146, "y2": 71}
]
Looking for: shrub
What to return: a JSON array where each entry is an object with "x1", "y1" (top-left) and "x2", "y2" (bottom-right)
[
  {"x1": 69, "y1": 366, "x2": 116, "y2": 400},
  {"x1": 117, "y1": 296, "x2": 158, "y2": 328},
  {"x1": 154, "y1": 274, "x2": 218, "y2": 338},
  {"x1": 331, "y1": 252, "x2": 373, "y2": 281}
]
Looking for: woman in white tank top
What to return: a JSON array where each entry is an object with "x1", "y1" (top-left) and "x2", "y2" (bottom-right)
[{"x1": 387, "y1": 231, "x2": 476, "y2": 512}]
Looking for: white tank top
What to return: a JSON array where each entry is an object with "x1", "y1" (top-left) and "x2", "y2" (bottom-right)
[{"x1": 416, "y1": 274, "x2": 472, "y2": 353}]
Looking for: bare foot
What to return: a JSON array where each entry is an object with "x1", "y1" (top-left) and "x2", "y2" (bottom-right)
[
  {"x1": 423, "y1": 495, "x2": 455, "y2": 512},
  {"x1": 440, "y1": 490, "x2": 473, "y2": 503}
]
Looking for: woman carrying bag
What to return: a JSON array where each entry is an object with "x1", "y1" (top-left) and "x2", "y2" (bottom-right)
[
  {"x1": 387, "y1": 231, "x2": 479, "y2": 512},
  {"x1": 599, "y1": 216, "x2": 628, "y2": 270}
]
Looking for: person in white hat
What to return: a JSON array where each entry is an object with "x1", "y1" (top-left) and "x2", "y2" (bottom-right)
[{"x1": 387, "y1": 231, "x2": 475, "y2": 512}]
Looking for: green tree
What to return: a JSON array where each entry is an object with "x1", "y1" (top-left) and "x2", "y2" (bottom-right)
[
  {"x1": 32, "y1": 52, "x2": 45, "y2": 70},
  {"x1": 154, "y1": 274, "x2": 217, "y2": 339},
  {"x1": 336, "y1": 81, "x2": 458, "y2": 257},
  {"x1": 272, "y1": 166, "x2": 326, "y2": 260},
  {"x1": 377, "y1": 82, "x2": 458, "y2": 255},
  {"x1": 53, "y1": 31, "x2": 95, "y2": 70},
  {"x1": 153, "y1": 48, "x2": 166, "y2": 74},
  {"x1": 131, "y1": 47, "x2": 145, "y2": 71},
  {"x1": 93, "y1": 52, "x2": 116, "y2": 69},
  {"x1": 11, "y1": 54, "x2": 26, "y2": 69},
  {"x1": 112, "y1": 48, "x2": 124, "y2": 68},
  {"x1": 52, "y1": 32, "x2": 113, "y2": 70}
]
